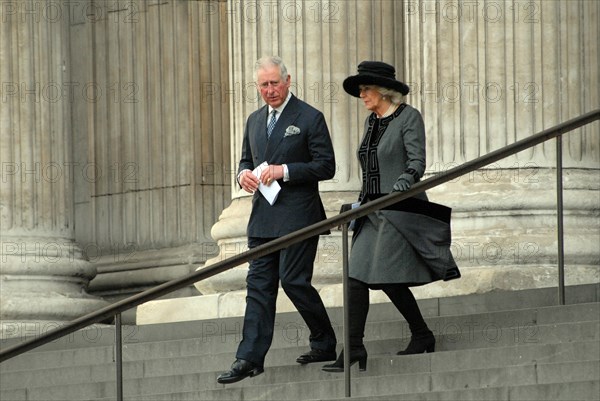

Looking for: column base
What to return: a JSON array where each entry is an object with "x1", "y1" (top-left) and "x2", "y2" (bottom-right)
[
  {"x1": 137, "y1": 264, "x2": 598, "y2": 325},
  {"x1": 0, "y1": 235, "x2": 110, "y2": 329}
]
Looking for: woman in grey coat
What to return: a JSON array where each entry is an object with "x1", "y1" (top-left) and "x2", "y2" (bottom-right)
[{"x1": 323, "y1": 61, "x2": 460, "y2": 372}]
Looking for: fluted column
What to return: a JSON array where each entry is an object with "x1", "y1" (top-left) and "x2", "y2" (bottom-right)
[
  {"x1": 404, "y1": 0, "x2": 599, "y2": 292},
  {"x1": 0, "y1": 0, "x2": 109, "y2": 336},
  {"x1": 65, "y1": 0, "x2": 231, "y2": 317}
]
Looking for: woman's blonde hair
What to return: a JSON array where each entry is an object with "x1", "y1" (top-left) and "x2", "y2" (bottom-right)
[{"x1": 377, "y1": 86, "x2": 404, "y2": 105}]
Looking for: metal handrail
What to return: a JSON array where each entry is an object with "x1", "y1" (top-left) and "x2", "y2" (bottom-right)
[{"x1": 1, "y1": 109, "x2": 598, "y2": 397}]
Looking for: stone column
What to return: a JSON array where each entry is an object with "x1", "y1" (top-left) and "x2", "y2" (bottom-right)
[
  {"x1": 195, "y1": 0, "x2": 411, "y2": 298},
  {"x1": 65, "y1": 0, "x2": 231, "y2": 322},
  {"x1": 403, "y1": 0, "x2": 599, "y2": 296},
  {"x1": 0, "y1": 0, "x2": 109, "y2": 337}
]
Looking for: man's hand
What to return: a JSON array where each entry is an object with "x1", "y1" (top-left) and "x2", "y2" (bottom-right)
[
  {"x1": 239, "y1": 170, "x2": 260, "y2": 193},
  {"x1": 260, "y1": 164, "x2": 284, "y2": 186}
]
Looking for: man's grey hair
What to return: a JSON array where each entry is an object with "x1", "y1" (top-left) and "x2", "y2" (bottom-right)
[{"x1": 256, "y1": 56, "x2": 288, "y2": 80}]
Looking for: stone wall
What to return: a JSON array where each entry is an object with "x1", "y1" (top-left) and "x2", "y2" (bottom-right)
[
  {"x1": 67, "y1": 0, "x2": 232, "y2": 317},
  {"x1": 1, "y1": 0, "x2": 597, "y2": 331},
  {"x1": 0, "y1": 0, "x2": 232, "y2": 331}
]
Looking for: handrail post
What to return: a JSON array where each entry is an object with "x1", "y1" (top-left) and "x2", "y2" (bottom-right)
[
  {"x1": 115, "y1": 313, "x2": 124, "y2": 401},
  {"x1": 556, "y1": 135, "x2": 566, "y2": 305},
  {"x1": 342, "y1": 223, "x2": 351, "y2": 397}
]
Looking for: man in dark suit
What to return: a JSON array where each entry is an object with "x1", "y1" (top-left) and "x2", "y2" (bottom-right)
[{"x1": 217, "y1": 56, "x2": 337, "y2": 384}]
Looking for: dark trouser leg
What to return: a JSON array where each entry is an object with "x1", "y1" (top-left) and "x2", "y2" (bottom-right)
[
  {"x1": 279, "y1": 236, "x2": 336, "y2": 351},
  {"x1": 235, "y1": 238, "x2": 279, "y2": 366},
  {"x1": 380, "y1": 284, "x2": 435, "y2": 354}
]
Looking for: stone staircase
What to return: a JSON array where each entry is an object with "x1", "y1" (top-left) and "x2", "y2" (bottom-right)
[{"x1": 1, "y1": 284, "x2": 599, "y2": 401}]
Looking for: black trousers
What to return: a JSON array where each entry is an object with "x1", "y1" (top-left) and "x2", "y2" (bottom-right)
[{"x1": 236, "y1": 236, "x2": 337, "y2": 366}]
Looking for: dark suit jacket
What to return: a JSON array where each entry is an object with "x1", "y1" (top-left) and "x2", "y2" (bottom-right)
[{"x1": 238, "y1": 95, "x2": 335, "y2": 238}]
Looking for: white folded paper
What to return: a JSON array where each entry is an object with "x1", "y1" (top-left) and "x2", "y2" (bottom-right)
[
  {"x1": 348, "y1": 201, "x2": 361, "y2": 230},
  {"x1": 252, "y1": 161, "x2": 281, "y2": 205}
]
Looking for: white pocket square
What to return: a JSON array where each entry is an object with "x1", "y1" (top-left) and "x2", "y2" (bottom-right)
[{"x1": 284, "y1": 125, "x2": 301, "y2": 137}]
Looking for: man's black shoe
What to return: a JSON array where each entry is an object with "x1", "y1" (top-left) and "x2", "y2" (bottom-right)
[
  {"x1": 296, "y1": 348, "x2": 337, "y2": 364},
  {"x1": 217, "y1": 359, "x2": 264, "y2": 384}
]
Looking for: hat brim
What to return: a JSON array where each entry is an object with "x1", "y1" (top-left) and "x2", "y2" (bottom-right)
[{"x1": 343, "y1": 75, "x2": 410, "y2": 97}]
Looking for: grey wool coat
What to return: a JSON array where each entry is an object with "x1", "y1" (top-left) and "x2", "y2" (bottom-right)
[{"x1": 349, "y1": 104, "x2": 460, "y2": 285}]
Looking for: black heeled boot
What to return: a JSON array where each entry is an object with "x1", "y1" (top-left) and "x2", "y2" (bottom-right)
[
  {"x1": 381, "y1": 284, "x2": 436, "y2": 355},
  {"x1": 323, "y1": 279, "x2": 370, "y2": 373},
  {"x1": 397, "y1": 330, "x2": 435, "y2": 355},
  {"x1": 322, "y1": 346, "x2": 368, "y2": 372}
]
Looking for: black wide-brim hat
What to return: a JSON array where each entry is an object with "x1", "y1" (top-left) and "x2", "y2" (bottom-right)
[{"x1": 343, "y1": 61, "x2": 410, "y2": 97}]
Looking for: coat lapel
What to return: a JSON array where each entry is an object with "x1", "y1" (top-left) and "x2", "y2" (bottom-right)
[
  {"x1": 264, "y1": 96, "x2": 300, "y2": 160},
  {"x1": 255, "y1": 106, "x2": 269, "y2": 160}
]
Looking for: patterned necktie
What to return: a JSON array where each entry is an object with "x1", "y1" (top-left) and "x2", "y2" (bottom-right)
[{"x1": 267, "y1": 110, "x2": 277, "y2": 138}]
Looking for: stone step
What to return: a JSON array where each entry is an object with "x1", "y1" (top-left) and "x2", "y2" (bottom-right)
[
  {"x1": 2, "y1": 299, "x2": 597, "y2": 374},
  {"x1": 2, "y1": 336, "x2": 598, "y2": 400},
  {"x1": 2, "y1": 283, "x2": 597, "y2": 354},
  {"x1": 1, "y1": 285, "x2": 598, "y2": 401},
  {"x1": 1, "y1": 307, "x2": 598, "y2": 393},
  {"x1": 312, "y1": 380, "x2": 600, "y2": 401},
  {"x1": 83, "y1": 359, "x2": 599, "y2": 401},
  {"x1": 313, "y1": 360, "x2": 600, "y2": 400}
]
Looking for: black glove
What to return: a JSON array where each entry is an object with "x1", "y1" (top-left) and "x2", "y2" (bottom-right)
[
  {"x1": 392, "y1": 169, "x2": 419, "y2": 192},
  {"x1": 339, "y1": 203, "x2": 353, "y2": 213}
]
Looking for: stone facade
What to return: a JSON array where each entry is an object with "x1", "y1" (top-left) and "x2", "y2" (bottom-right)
[
  {"x1": 162, "y1": 0, "x2": 598, "y2": 324},
  {"x1": 1, "y1": 0, "x2": 111, "y2": 335},
  {"x1": 1, "y1": 0, "x2": 232, "y2": 333},
  {"x1": 1, "y1": 1, "x2": 598, "y2": 331}
]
